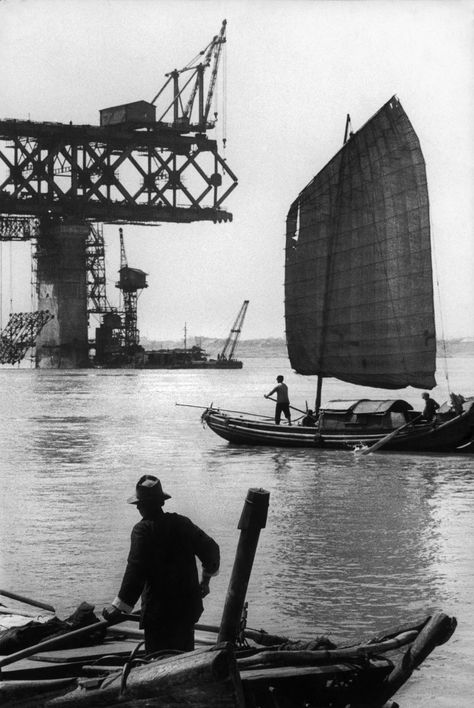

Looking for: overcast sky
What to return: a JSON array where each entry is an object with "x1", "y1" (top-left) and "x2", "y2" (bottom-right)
[{"x1": 0, "y1": 0, "x2": 473, "y2": 342}]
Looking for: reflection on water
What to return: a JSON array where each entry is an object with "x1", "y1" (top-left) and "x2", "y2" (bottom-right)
[{"x1": 0, "y1": 362, "x2": 473, "y2": 706}]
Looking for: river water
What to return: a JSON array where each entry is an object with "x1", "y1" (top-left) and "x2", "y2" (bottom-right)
[{"x1": 0, "y1": 356, "x2": 473, "y2": 706}]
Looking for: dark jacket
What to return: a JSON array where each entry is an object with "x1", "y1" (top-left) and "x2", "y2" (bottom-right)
[
  {"x1": 118, "y1": 511, "x2": 219, "y2": 627},
  {"x1": 423, "y1": 397, "x2": 440, "y2": 421}
]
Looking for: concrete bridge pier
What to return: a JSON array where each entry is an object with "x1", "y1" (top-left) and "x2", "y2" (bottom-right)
[{"x1": 35, "y1": 220, "x2": 89, "y2": 369}]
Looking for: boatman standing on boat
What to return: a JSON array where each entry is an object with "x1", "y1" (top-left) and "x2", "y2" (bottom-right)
[
  {"x1": 421, "y1": 392, "x2": 440, "y2": 422},
  {"x1": 102, "y1": 475, "x2": 220, "y2": 654},
  {"x1": 265, "y1": 375, "x2": 292, "y2": 425}
]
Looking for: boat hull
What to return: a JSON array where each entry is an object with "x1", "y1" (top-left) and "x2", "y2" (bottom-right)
[
  {"x1": 0, "y1": 613, "x2": 456, "y2": 707},
  {"x1": 203, "y1": 405, "x2": 474, "y2": 453}
]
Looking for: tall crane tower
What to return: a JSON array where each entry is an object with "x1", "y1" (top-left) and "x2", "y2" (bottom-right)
[{"x1": 116, "y1": 228, "x2": 148, "y2": 352}]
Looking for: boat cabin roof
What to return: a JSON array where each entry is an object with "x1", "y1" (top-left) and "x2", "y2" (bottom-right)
[{"x1": 321, "y1": 399, "x2": 414, "y2": 414}]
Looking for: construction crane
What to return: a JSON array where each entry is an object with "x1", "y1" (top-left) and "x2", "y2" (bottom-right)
[
  {"x1": 150, "y1": 19, "x2": 227, "y2": 132},
  {"x1": 219, "y1": 300, "x2": 249, "y2": 362},
  {"x1": 116, "y1": 228, "x2": 148, "y2": 351}
]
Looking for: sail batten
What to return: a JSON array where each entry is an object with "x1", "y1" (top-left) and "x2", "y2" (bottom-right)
[{"x1": 285, "y1": 96, "x2": 436, "y2": 390}]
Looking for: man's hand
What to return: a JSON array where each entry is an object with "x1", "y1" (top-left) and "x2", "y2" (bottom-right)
[
  {"x1": 200, "y1": 579, "x2": 210, "y2": 598},
  {"x1": 102, "y1": 604, "x2": 123, "y2": 624}
]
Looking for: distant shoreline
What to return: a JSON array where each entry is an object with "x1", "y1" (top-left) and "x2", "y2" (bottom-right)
[{"x1": 141, "y1": 337, "x2": 474, "y2": 358}]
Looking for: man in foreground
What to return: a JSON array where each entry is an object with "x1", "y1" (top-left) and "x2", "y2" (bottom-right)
[{"x1": 103, "y1": 475, "x2": 220, "y2": 653}]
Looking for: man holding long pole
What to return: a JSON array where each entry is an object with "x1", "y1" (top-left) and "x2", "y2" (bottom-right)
[{"x1": 264, "y1": 375, "x2": 292, "y2": 425}]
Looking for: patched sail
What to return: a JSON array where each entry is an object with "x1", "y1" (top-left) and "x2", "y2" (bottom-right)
[{"x1": 285, "y1": 96, "x2": 436, "y2": 389}]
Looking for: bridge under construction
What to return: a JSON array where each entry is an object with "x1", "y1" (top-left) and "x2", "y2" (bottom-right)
[{"x1": 0, "y1": 20, "x2": 237, "y2": 368}]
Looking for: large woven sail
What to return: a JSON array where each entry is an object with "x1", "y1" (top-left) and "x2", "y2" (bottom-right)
[{"x1": 285, "y1": 96, "x2": 436, "y2": 389}]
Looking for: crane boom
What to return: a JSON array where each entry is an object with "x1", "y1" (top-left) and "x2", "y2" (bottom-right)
[
  {"x1": 203, "y1": 20, "x2": 226, "y2": 125},
  {"x1": 220, "y1": 300, "x2": 249, "y2": 361},
  {"x1": 182, "y1": 29, "x2": 218, "y2": 122},
  {"x1": 151, "y1": 20, "x2": 227, "y2": 132}
]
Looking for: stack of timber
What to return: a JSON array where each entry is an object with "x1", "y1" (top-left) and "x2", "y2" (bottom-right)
[{"x1": 0, "y1": 490, "x2": 457, "y2": 707}]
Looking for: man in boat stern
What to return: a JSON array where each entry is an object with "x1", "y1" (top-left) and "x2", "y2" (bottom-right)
[
  {"x1": 265, "y1": 375, "x2": 292, "y2": 425},
  {"x1": 102, "y1": 475, "x2": 220, "y2": 654},
  {"x1": 421, "y1": 392, "x2": 440, "y2": 422}
]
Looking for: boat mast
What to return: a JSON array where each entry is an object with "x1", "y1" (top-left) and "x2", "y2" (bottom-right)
[
  {"x1": 315, "y1": 377, "x2": 323, "y2": 414},
  {"x1": 315, "y1": 113, "x2": 352, "y2": 416},
  {"x1": 343, "y1": 114, "x2": 352, "y2": 144}
]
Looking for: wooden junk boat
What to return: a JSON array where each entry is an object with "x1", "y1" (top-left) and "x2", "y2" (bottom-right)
[
  {"x1": 0, "y1": 490, "x2": 457, "y2": 707},
  {"x1": 202, "y1": 396, "x2": 474, "y2": 452},
  {"x1": 202, "y1": 96, "x2": 474, "y2": 454}
]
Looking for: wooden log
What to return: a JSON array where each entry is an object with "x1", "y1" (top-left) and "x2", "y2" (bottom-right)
[
  {"x1": 105, "y1": 622, "x2": 215, "y2": 646},
  {"x1": 108, "y1": 618, "x2": 291, "y2": 647},
  {"x1": 0, "y1": 617, "x2": 126, "y2": 669},
  {"x1": 218, "y1": 488, "x2": 270, "y2": 644},
  {"x1": 377, "y1": 612, "x2": 457, "y2": 703},
  {"x1": 0, "y1": 590, "x2": 55, "y2": 613},
  {"x1": 46, "y1": 643, "x2": 246, "y2": 707},
  {"x1": 241, "y1": 627, "x2": 289, "y2": 646},
  {"x1": 30, "y1": 639, "x2": 143, "y2": 663},
  {"x1": 240, "y1": 658, "x2": 391, "y2": 683},
  {"x1": 237, "y1": 630, "x2": 418, "y2": 668},
  {"x1": 0, "y1": 678, "x2": 76, "y2": 706}
]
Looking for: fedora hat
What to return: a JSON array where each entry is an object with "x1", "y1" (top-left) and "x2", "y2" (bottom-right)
[{"x1": 127, "y1": 475, "x2": 171, "y2": 505}]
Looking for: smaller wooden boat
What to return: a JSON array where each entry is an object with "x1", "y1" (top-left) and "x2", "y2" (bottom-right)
[
  {"x1": 0, "y1": 612, "x2": 457, "y2": 707},
  {"x1": 202, "y1": 397, "x2": 474, "y2": 452},
  {"x1": 0, "y1": 491, "x2": 458, "y2": 706}
]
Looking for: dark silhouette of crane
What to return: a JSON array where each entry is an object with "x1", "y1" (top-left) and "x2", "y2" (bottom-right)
[
  {"x1": 116, "y1": 228, "x2": 148, "y2": 352},
  {"x1": 152, "y1": 19, "x2": 227, "y2": 134},
  {"x1": 219, "y1": 300, "x2": 249, "y2": 362}
]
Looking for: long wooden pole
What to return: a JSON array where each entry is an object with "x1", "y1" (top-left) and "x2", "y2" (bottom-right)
[
  {"x1": 0, "y1": 616, "x2": 127, "y2": 669},
  {"x1": 359, "y1": 414, "x2": 423, "y2": 455},
  {"x1": 265, "y1": 397, "x2": 317, "y2": 422},
  {"x1": 0, "y1": 589, "x2": 55, "y2": 613},
  {"x1": 218, "y1": 488, "x2": 270, "y2": 644},
  {"x1": 176, "y1": 402, "x2": 274, "y2": 419}
]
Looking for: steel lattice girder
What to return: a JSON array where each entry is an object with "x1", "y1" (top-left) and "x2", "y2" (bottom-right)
[
  {"x1": 0, "y1": 215, "x2": 39, "y2": 240},
  {"x1": 0, "y1": 120, "x2": 237, "y2": 223}
]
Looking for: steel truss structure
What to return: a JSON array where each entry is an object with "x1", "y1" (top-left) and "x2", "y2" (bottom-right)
[
  {"x1": 0, "y1": 215, "x2": 39, "y2": 241},
  {"x1": 86, "y1": 223, "x2": 114, "y2": 315},
  {"x1": 122, "y1": 290, "x2": 139, "y2": 350},
  {"x1": 0, "y1": 120, "x2": 237, "y2": 224},
  {"x1": 0, "y1": 310, "x2": 53, "y2": 364}
]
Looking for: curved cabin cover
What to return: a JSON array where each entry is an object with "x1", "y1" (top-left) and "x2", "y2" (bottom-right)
[
  {"x1": 319, "y1": 398, "x2": 415, "y2": 432},
  {"x1": 285, "y1": 96, "x2": 436, "y2": 389}
]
